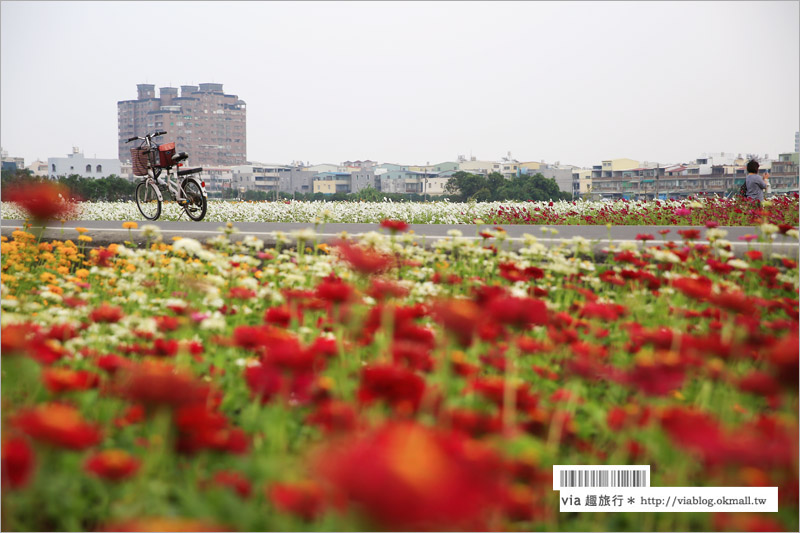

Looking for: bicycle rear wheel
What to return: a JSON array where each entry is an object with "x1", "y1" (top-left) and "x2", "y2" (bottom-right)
[
  {"x1": 135, "y1": 181, "x2": 161, "y2": 220},
  {"x1": 181, "y1": 179, "x2": 207, "y2": 221}
]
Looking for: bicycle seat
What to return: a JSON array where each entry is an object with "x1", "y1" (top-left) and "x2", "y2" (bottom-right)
[
  {"x1": 178, "y1": 167, "x2": 203, "y2": 176},
  {"x1": 172, "y1": 152, "x2": 189, "y2": 163}
]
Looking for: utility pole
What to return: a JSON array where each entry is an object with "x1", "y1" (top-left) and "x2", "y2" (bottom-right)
[{"x1": 654, "y1": 162, "x2": 659, "y2": 200}]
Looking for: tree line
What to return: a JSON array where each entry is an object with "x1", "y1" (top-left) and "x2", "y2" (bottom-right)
[
  {"x1": 2, "y1": 169, "x2": 572, "y2": 203},
  {"x1": 444, "y1": 171, "x2": 572, "y2": 202}
]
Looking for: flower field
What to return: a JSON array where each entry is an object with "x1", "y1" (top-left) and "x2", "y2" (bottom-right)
[
  {"x1": 1, "y1": 211, "x2": 799, "y2": 530},
  {"x1": 1, "y1": 194, "x2": 798, "y2": 226}
]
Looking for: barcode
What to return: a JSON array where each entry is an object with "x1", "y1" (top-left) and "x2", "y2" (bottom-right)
[{"x1": 559, "y1": 469, "x2": 648, "y2": 488}]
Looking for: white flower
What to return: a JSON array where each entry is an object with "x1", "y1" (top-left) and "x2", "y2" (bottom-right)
[
  {"x1": 760, "y1": 223, "x2": 779, "y2": 235},
  {"x1": 172, "y1": 237, "x2": 204, "y2": 256},
  {"x1": 141, "y1": 224, "x2": 162, "y2": 239},
  {"x1": 242, "y1": 235, "x2": 264, "y2": 250},
  {"x1": 727, "y1": 259, "x2": 749, "y2": 270},
  {"x1": 292, "y1": 228, "x2": 317, "y2": 242},
  {"x1": 705, "y1": 228, "x2": 728, "y2": 240},
  {"x1": 786, "y1": 229, "x2": 799, "y2": 239}
]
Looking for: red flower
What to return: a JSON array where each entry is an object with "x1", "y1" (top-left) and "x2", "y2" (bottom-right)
[
  {"x1": 336, "y1": 240, "x2": 393, "y2": 275},
  {"x1": 358, "y1": 364, "x2": 426, "y2": 414},
  {"x1": 85, "y1": 449, "x2": 140, "y2": 481},
  {"x1": 579, "y1": 302, "x2": 627, "y2": 321},
  {"x1": 95, "y1": 354, "x2": 133, "y2": 374},
  {"x1": 447, "y1": 408, "x2": 502, "y2": 438},
  {"x1": 5, "y1": 181, "x2": 77, "y2": 220},
  {"x1": 314, "y1": 421, "x2": 506, "y2": 530},
  {"x1": 13, "y1": 403, "x2": 102, "y2": 450},
  {"x1": 380, "y1": 219, "x2": 410, "y2": 233},
  {"x1": 174, "y1": 404, "x2": 249, "y2": 455},
  {"x1": 672, "y1": 276, "x2": 713, "y2": 300},
  {"x1": 92, "y1": 247, "x2": 116, "y2": 268},
  {"x1": 208, "y1": 470, "x2": 252, "y2": 499},
  {"x1": 154, "y1": 315, "x2": 180, "y2": 332},
  {"x1": 264, "y1": 306, "x2": 293, "y2": 327},
  {"x1": 622, "y1": 359, "x2": 686, "y2": 396},
  {"x1": 486, "y1": 295, "x2": 548, "y2": 329},
  {"x1": 1, "y1": 323, "x2": 38, "y2": 355},
  {"x1": 90, "y1": 304, "x2": 124, "y2": 324},
  {"x1": 432, "y1": 298, "x2": 481, "y2": 346},
  {"x1": 114, "y1": 404, "x2": 145, "y2": 428},
  {"x1": 315, "y1": 276, "x2": 354, "y2": 304},
  {"x1": 150, "y1": 338, "x2": 179, "y2": 357},
  {"x1": 112, "y1": 361, "x2": 211, "y2": 409},
  {"x1": 2, "y1": 436, "x2": 35, "y2": 489},
  {"x1": 227, "y1": 286, "x2": 256, "y2": 300},
  {"x1": 677, "y1": 229, "x2": 701, "y2": 240},
  {"x1": 42, "y1": 368, "x2": 100, "y2": 393},
  {"x1": 745, "y1": 250, "x2": 763, "y2": 261},
  {"x1": 306, "y1": 401, "x2": 358, "y2": 434},
  {"x1": 47, "y1": 323, "x2": 79, "y2": 342},
  {"x1": 244, "y1": 362, "x2": 315, "y2": 405},
  {"x1": 368, "y1": 278, "x2": 409, "y2": 300},
  {"x1": 635, "y1": 233, "x2": 655, "y2": 241},
  {"x1": 737, "y1": 371, "x2": 779, "y2": 398},
  {"x1": 660, "y1": 406, "x2": 724, "y2": 460},
  {"x1": 268, "y1": 481, "x2": 328, "y2": 521}
]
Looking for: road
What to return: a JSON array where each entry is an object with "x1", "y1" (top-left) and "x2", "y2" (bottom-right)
[{"x1": 2, "y1": 219, "x2": 797, "y2": 259}]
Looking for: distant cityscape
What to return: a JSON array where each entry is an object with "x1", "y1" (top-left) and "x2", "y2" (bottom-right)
[{"x1": 2, "y1": 82, "x2": 799, "y2": 200}]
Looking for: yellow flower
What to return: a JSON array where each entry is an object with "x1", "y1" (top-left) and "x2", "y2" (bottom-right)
[
  {"x1": 122, "y1": 221, "x2": 138, "y2": 230},
  {"x1": 75, "y1": 227, "x2": 89, "y2": 234},
  {"x1": 40, "y1": 272, "x2": 57, "y2": 284},
  {"x1": 78, "y1": 235, "x2": 93, "y2": 242},
  {"x1": 75, "y1": 268, "x2": 90, "y2": 279}
]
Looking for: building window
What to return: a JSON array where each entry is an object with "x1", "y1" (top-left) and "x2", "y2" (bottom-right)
[
  {"x1": 86, "y1": 164, "x2": 92, "y2": 172},
  {"x1": 52, "y1": 164, "x2": 56, "y2": 171},
  {"x1": 96, "y1": 165, "x2": 102, "y2": 173}
]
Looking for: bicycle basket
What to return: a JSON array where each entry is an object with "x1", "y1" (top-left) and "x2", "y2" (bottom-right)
[
  {"x1": 158, "y1": 142, "x2": 176, "y2": 167},
  {"x1": 131, "y1": 147, "x2": 153, "y2": 176}
]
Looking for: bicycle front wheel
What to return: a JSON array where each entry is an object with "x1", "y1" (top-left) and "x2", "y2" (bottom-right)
[
  {"x1": 135, "y1": 181, "x2": 161, "y2": 220},
  {"x1": 181, "y1": 179, "x2": 207, "y2": 221}
]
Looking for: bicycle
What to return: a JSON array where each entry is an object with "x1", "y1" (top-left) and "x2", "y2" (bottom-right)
[{"x1": 126, "y1": 131, "x2": 208, "y2": 221}]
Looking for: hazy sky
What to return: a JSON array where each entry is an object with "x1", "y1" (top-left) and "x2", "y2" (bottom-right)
[{"x1": 2, "y1": 1, "x2": 798, "y2": 168}]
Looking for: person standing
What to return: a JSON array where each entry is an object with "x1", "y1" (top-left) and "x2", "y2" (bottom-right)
[{"x1": 745, "y1": 159, "x2": 769, "y2": 203}]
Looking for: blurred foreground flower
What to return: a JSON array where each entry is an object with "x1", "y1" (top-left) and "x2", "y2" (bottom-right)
[
  {"x1": 4, "y1": 181, "x2": 77, "y2": 221},
  {"x1": 13, "y1": 403, "x2": 102, "y2": 450},
  {"x1": 314, "y1": 421, "x2": 506, "y2": 530}
]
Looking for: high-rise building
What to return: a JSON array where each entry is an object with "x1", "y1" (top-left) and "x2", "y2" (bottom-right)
[
  {"x1": 117, "y1": 83, "x2": 246, "y2": 167},
  {"x1": 795, "y1": 131, "x2": 799, "y2": 153}
]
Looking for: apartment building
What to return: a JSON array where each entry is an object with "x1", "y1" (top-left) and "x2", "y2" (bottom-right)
[
  {"x1": 118, "y1": 83, "x2": 246, "y2": 167},
  {"x1": 572, "y1": 169, "x2": 592, "y2": 198}
]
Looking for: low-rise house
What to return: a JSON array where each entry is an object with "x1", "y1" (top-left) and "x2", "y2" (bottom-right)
[{"x1": 47, "y1": 147, "x2": 121, "y2": 179}]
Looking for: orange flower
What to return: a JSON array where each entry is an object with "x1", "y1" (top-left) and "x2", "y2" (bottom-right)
[
  {"x1": 13, "y1": 403, "x2": 102, "y2": 450},
  {"x1": 100, "y1": 517, "x2": 227, "y2": 532},
  {"x1": 84, "y1": 449, "x2": 140, "y2": 481},
  {"x1": 42, "y1": 368, "x2": 100, "y2": 393}
]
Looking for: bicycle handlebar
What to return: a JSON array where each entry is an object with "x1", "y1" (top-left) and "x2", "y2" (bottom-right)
[{"x1": 125, "y1": 131, "x2": 168, "y2": 143}]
